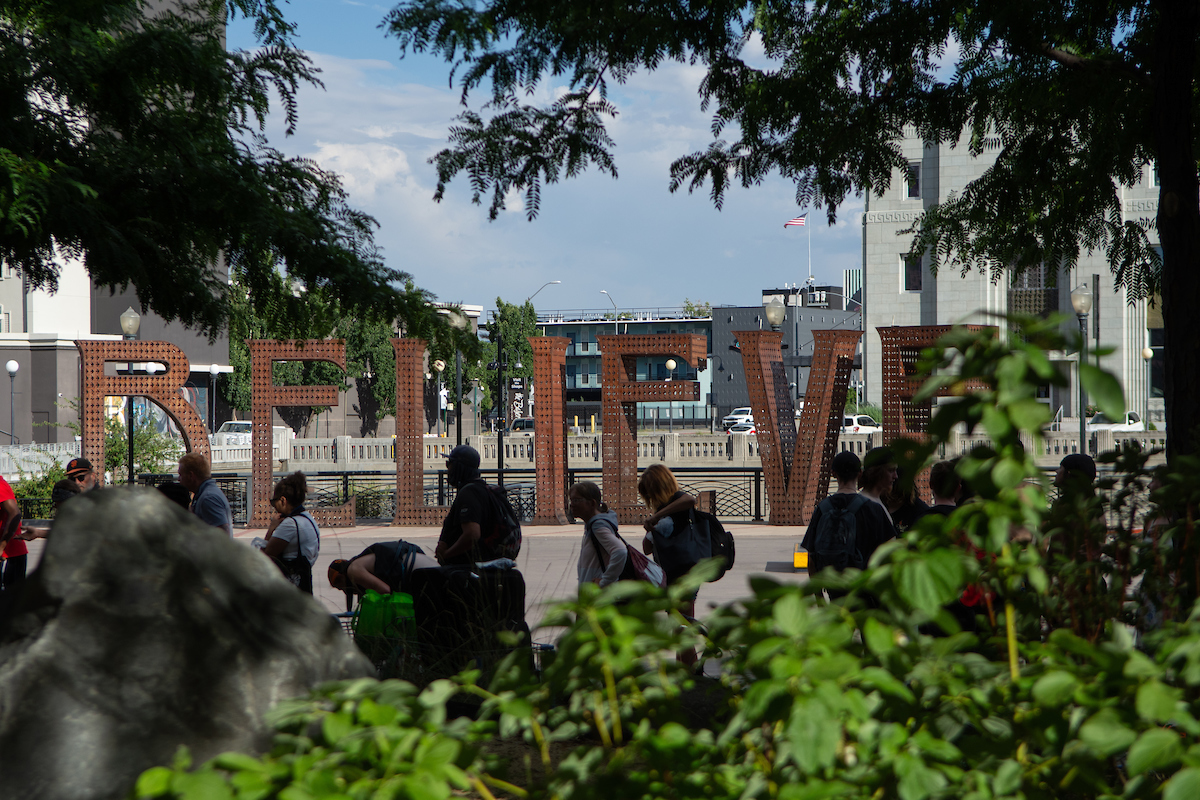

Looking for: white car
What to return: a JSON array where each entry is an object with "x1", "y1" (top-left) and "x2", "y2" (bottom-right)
[
  {"x1": 726, "y1": 423, "x2": 757, "y2": 435},
  {"x1": 842, "y1": 414, "x2": 882, "y2": 435},
  {"x1": 213, "y1": 420, "x2": 252, "y2": 446},
  {"x1": 722, "y1": 407, "x2": 754, "y2": 429},
  {"x1": 1087, "y1": 411, "x2": 1145, "y2": 432}
]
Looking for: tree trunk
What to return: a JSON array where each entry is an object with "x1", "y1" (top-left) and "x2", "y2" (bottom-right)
[{"x1": 1154, "y1": 0, "x2": 1200, "y2": 461}]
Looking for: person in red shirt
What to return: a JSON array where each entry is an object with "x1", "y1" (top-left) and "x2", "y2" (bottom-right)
[{"x1": 0, "y1": 475, "x2": 25, "y2": 595}]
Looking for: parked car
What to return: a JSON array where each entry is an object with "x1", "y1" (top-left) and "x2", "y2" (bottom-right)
[
  {"x1": 842, "y1": 414, "x2": 882, "y2": 435},
  {"x1": 726, "y1": 422, "x2": 757, "y2": 435},
  {"x1": 213, "y1": 420, "x2": 252, "y2": 446},
  {"x1": 509, "y1": 417, "x2": 535, "y2": 434},
  {"x1": 722, "y1": 407, "x2": 754, "y2": 429},
  {"x1": 1087, "y1": 411, "x2": 1145, "y2": 432}
]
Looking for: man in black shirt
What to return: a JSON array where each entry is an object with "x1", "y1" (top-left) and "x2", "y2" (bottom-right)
[
  {"x1": 802, "y1": 450, "x2": 896, "y2": 574},
  {"x1": 434, "y1": 445, "x2": 495, "y2": 565}
]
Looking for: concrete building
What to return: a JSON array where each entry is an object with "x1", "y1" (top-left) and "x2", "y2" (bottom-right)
[
  {"x1": 862, "y1": 128, "x2": 1162, "y2": 424},
  {"x1": 710, "y1": 292, "x2": 861, "y2": 421}
]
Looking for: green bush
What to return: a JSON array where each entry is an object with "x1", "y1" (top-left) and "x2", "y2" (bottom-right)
[{"x1": 134, "y1": 315, "x2": 1200, "y2": 800}]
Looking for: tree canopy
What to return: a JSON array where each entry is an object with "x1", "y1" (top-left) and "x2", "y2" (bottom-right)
[
  {"x1": 0, "y1": 0, "x2": 423, "y2": 337},
  {"x1": 385, "y1": 0, "x2": 1200, "y2": 458}
]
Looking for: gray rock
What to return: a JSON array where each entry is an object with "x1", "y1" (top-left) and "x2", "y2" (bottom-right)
[{"x1": 0, "y1": 488, "x2": 373, "y2": 800}]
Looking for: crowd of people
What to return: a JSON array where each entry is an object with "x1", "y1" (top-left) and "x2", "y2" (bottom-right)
[{"x1": 0, "y1": 442, "x2": 1110, "y2": 632}]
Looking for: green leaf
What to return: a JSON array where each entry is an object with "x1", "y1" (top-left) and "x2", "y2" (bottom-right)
[
  {"x1": 863, "y1": 617, "x2": 895, "y2": 656},
  {"x1": 894, "y1": 753, "x2": 947, "y2": 800},
  {"x1": 1164, "y1": 767, "x2": 1200, "y2": 800},
  {"x1": 1032, "y1": 671, "x2": 1078, "y2": 707},
  {"x1": 774, "y1": 592, "x2": 806, "y2": 637},
  {"x1": 894, "y1": 549, "x2": 963, "y2": 613},
  {"x1": 993, "y1": 458, "x2": 1024, "y2": 490},
  {"x1": 1136, "y1": 680, "x2": 1181, "y2": 722},
  {"x1": 992, "y1": 759, "x2": 1022, "y2": 795},
  {"x1": 322, "y1": 711, "x2": 354, "y2": 745},
  {"x1": 134, "y1": 767, "x2": 173, "y2": 798},
  {"x1": 171, "y1": 772, "x2": 234, "y2": 800},
  {"x1": 1127, "y1": 728, "x2": 1183, "y2": 775},
  {"x1": 787, "y1": 698, "x2": 839, "y2": 774},
  {"x1": 1078, "y1": 707, "x2": 1137, "y2": 756},
  {"x1": 1079, "y1": 363, "x2": 1124, "y2": 421}
]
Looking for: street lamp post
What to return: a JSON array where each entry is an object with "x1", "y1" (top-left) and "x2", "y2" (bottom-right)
[
  {"x1": 209, "y1": 363, "x2": 221, "y2": 437},
  {"x1": 1070, "y1": 283, "x2": 1092, "y2": 455},
  {"x1": 665, "y1": 358, "x2": 677, "y2": 433},
  {"x1": 5, "y1": 360, "x2": 17, "y2": 444},
  {"x1": 119, "y1": 307, "x2": 142, "y2": 484},
  {"x1": 527, "y1": 280, "x2": 561, "y2": 304},
  {"x1": 1142, "y1": 346, "x2": 1154, "y2": 430},
  {"x1": 600, "y1": 290, "x2": 619, "y2": 335},
  {"x1": 433, "y1": 359, "x2": 446, "y2": 437}
]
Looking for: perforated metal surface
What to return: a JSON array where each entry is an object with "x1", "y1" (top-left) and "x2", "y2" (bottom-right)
[
  {"x1": 736, "y1": 331, "x2": 798, "y2": 523},
  {"x1": 795, "y1": 330, "x2": 863, "y2": 520},
  {"x1": 248, "y1": 340, "x2": 349, "y2": 527},
  {"x1": 76, "y1": 340, "x2": 211, "y2": 486},
  {"x1": 878, "y1": 326, "x2": 991, "y2": 442},
  {"x1": 531, "y1": 337, "x2": 570, "y2": 524},
  {"x1": 598, "y1": 334, "x2": 707, "y2": 523},
  {"x1": 392, "y1": 339, "x2": 446, "y2": 525},
  {"x1": 878, "y1": 325, "x2": 992, "y2": 500}
]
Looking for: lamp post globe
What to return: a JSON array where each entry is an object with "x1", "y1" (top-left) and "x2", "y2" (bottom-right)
[
  {"x1": 763, "y1": 297, "x2": 786, "y2": 331},
  {"x1": 5, "y1": 360, "x2": 16, "y2": 445}
]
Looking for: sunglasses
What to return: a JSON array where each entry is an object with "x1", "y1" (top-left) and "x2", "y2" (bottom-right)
[{"x1": 69, "y1": 474, "x2": 88, "y2": 482}]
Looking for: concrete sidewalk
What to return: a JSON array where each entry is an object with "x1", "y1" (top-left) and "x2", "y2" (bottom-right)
[{"x1": 23, "y1": 521, "x2": 811, "y2": 634}]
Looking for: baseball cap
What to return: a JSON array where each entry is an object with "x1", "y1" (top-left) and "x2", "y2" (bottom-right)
[{"x1": 66, "y1": 457, "x2": 93, "y2": 478}]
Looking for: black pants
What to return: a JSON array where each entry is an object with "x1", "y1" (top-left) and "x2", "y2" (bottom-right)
[{"x1": 0, "y1": 555, "x2": 26, "y2": 593}]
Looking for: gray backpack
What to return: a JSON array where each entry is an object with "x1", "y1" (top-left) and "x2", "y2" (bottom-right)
[{"x1": 810, "y1": 495, "x2": 868, "y2": 570}]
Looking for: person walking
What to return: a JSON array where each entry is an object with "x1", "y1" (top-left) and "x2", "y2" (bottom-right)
[
  {"x1": 572, "y1": 481, "x2": 663, "y2": 589},
  {"x1": 261, "y1": 472, "x2": 320, "y2": 594},
  {"x1": 178, "y1": 452, "x2": 232, "y2": 536},
  {"x1": 801, "y1": 450, "x2": 895, "y2": 575},
  {"x1": 0, "y1": 474, "x2": 24, "y2": 603}
]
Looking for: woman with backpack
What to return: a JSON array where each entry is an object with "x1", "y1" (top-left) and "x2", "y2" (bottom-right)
[
  {"x1": 262, "y1": 471, "x2": 320, "y2": 594},
  {"x1": 637, "y1": 464, "x2": 701, "y2": 667},
  {"x1": 571, "y1": 481, "x2": 664, "y2": 588}
]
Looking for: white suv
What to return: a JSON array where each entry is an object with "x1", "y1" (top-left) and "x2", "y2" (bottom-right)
[
  {"x1": 722, "y1": 407, "x2": 754, "y2": 429},
  {"x1": 842, "y1": 414, "x2": 882, "y2": 435},
  {"x1": 1087, "y1": 411, "x2": 1145, "y2": 432}
]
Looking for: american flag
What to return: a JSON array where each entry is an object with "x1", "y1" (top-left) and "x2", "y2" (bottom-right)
[{"x1": 784, "y1": 214, "x2": 807, "y2": 227}]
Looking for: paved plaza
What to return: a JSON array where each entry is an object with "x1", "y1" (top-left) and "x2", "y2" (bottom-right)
[{"x1": 23, "y1": 521, "x2": 812, "y2": 635}]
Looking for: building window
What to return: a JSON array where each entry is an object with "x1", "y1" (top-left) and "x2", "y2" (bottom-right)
[
  {"x1": 1149, "y1": 161, "x2": 1159, "y2": 187},
  {"x1": 906, "y1": 163, "x2": 920, "y2": 199},
  {"x1": 903, "y1": 253, "x2": 923, "y2": 292}
]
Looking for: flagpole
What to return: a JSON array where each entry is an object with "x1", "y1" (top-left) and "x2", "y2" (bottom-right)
[{"x1": 808, "y1": 220, "x2": 812, "y2": 282}]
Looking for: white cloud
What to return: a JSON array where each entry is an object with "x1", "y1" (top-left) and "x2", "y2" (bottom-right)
[{"x1": 252, "y1": 47, "x2": 867, "y2": 310}]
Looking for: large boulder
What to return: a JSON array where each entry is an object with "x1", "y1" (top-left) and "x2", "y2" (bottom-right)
[{"x1": 0, "y1": 488, "x2": 373, "y2": 800}]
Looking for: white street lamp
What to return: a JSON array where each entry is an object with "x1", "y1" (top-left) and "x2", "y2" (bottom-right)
[
  {"x1": 1070, "y1": 282, "x2": 1092, "y2": 454},
  {"x1": 763, "y1": 297, "x2": 786, "y2": 331},
  {"x1": 600, "y1": 290, "x2": 619, "y2": 335},
  {"x1": 1142, "y1": 346, "x2": 1154, "y2": 431},
  {"x1": 5, "y1": 360, "x2": 17, "y2": 445},
  {"x1": 119, "y1": 308, "x2": 141, "y2": 484}
]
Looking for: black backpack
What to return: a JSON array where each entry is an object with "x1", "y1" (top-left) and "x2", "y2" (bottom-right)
[
  {"x1": 700, "y1": 511, "x2": 735, "y2": 580},
  {"x1": 478, "y1": 485, "x2": 523, "y2": 561},
  {"x1": 809, "y1": 495, "x2": 868, "y2": 571}
]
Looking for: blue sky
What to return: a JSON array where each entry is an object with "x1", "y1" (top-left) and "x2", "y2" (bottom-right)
[{"x1": 227, "y1": 2, "x2": 867, "y2": 314}]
